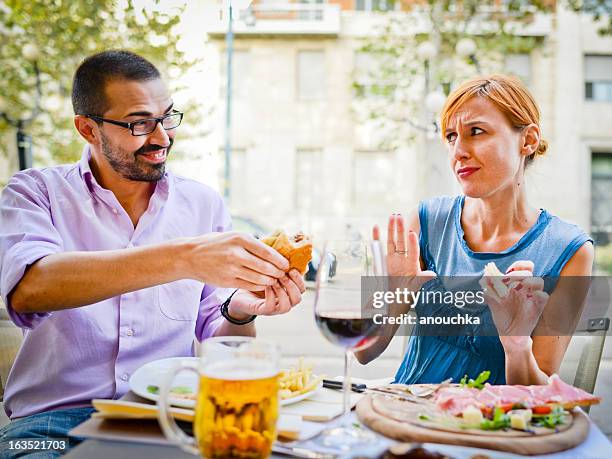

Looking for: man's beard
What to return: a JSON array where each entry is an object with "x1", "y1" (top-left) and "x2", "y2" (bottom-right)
[{"x1": 100, "y1": 133, "x2": 172, "y2": 182}]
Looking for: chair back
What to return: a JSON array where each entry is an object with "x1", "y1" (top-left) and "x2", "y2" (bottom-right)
[
  {"x1": 572, "y1": 318, "x2": 610, "y2": 404},
  {"x1": 0, "y1": 307, "x2": 24, "y2": 402}
]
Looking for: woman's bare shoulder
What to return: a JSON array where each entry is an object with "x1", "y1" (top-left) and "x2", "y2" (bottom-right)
[{"x1": 560, "y1": 241, "x2": 594, "y2": 276}]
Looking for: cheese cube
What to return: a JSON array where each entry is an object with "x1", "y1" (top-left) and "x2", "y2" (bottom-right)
[
  {"x1": 462, "y1": 405, "x2": 484, "y2": 425},
  {"x1": 509, "y1": 409, "x2": 533, "y2": 430}
]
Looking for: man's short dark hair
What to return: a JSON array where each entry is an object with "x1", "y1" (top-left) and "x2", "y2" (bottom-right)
[{"x1": 71, "y1": 50, "x2": 161, "y2": 116}]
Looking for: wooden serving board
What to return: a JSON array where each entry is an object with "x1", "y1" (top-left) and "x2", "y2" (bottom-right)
[{"x1": 356, "y1": 394, "x2": 590, "y2": 456}]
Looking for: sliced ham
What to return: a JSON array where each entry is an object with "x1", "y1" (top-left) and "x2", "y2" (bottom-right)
[
  {"x1": 435, "y1": 387, "x2": 482, "y2": 414},
  {"x1": 481, "y1": 383, "x2": 538, "y2": 407},
  {"x1": 529, "y1": 374, "x2": 597, "y2": 406},
  {"x1": 433, "y1": 374, "x2": 600, "y2": 416}
]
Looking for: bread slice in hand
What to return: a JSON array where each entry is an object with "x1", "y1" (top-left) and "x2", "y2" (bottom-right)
[
  {"x1": 249, "y1": 231, "x2": 313, "y2": 299},
  {"x1": 261, "y1": 230, "x2": 313, "y2": 274},
  {"x1": 483, "y1": 262, "x2": 509, "y2": 298}
]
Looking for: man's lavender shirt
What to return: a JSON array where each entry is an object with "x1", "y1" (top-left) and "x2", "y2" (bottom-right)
[{"x1": 0, "y1": 147, "x2": 232, "y2": 419}]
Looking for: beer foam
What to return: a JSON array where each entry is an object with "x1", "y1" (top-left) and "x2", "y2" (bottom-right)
[{"x1": 202, "y1": 359, "x2": 278, "y2": 380}]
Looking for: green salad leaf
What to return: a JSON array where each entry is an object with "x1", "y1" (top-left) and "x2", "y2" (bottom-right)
[
  {"x1": 460, "y1": 370, "x2": 491, "y2": 390},
  {"x1": 532, "y1": 406, "x2": 567, "y2": 429},
  {"x1": 170, "y1": 386, "x2": 193, "y2": 395},
  {"x1": 146, "y1": 385, "x2": 160, "y2": 395},
  {"x1": 145, "y1": 385, "x2": 193, "y2": 395},
  {"x1": 479, "y1": 406, "x2": 510, "y2": 430}
]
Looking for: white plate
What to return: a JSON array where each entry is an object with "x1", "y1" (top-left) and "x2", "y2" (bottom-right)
[
  {"x1": 129, "y1": 357, "x2": 321, "y2": 409},
  {"x1": 130, "y1": 357, "x2": 199, "y2": 409},
  {"x1": 280, "y1": 380, "x2": 323, "y2": 406}
]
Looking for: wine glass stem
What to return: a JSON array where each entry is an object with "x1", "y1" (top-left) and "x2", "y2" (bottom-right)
[{"x1": 343, "y1": 348, "x2": 353, "y2": 418}]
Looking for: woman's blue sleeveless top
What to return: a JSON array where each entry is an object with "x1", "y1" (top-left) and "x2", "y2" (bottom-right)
[{"x1": 394, "y1": 195, "x2": 592, "y2": 385}]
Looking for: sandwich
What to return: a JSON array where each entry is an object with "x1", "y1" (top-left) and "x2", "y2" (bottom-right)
[
  {"x1": 261, "y1": 230, "x2": 313, "y2": 275},
  {"x1": 483, "y1": 262, "x2": 509, "y2": 298}
]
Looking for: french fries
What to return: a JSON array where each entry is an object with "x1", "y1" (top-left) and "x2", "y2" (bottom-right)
[
  {"x1": 278, "y1": 357, "x2": 322, "y2": 400},
  {"x1": 158, "y1": 358, "x2": 321, "y2": 404}
]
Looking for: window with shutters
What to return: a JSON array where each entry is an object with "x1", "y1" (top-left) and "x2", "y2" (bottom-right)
[
  {"x1": 585, "y1": 55, "x2": 612, "y2": 102},
  {"x1": 297, "y1": 51, "x2": 326, "y2": 100},
  {"x1": 592, "y1": 152, "x2": 612, "y2": 245}
]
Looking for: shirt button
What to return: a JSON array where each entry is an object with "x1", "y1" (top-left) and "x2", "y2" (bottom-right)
[
  {"x1": 126, "y1": 329, "x2": 134, "y2": 336},
  {"x1": 112, "y1": 208, "x2": 118, "y2": 215},
  {"x1": 121, "y1": 373, "x2": 129, "y2": 381}
]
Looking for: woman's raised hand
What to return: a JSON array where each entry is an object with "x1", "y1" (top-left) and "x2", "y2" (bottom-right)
[{"x1": 373, "y1": 214, "x2": 436, "y2": 286}]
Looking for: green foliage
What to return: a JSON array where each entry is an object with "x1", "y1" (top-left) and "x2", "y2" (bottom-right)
[
  {"x1": 352, "y1": 0, "x2": 556, "y2": 150},
  {"x1": 566, "y1": 0, "x2": 612, "y2": 35},
  {"x1": 595, "y1": 244, "x2": 612, "y2": 274},
  {"x1": 0, "y1": 0, "x2": 193, "y2": 165}
]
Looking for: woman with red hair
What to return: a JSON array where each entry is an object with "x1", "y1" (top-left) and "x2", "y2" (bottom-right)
[{"x1": 359, "y1": 74, "x2": 593, "y2": 386}]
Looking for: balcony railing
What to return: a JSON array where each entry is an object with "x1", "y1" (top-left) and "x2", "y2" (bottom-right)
[{"x1": 206, "y1": 3, "x2": 341, "y2": 37}]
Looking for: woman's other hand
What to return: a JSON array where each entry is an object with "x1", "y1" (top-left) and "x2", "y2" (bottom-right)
[{"x1": 482, "y1": 260, "x2": 549, "y2": 345}]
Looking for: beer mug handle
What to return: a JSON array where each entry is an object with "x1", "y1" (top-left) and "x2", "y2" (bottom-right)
[{"x1": 157, "y1": 361, "x2": 199, "y2": 455}]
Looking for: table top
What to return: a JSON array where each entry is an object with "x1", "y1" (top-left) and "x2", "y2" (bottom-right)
[{"x1": 65, "y1": 412, "x2": 612, "y2": 459}]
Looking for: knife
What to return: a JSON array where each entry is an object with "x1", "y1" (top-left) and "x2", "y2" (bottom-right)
[
  {"x1": 322, "y1": 379, "x2": 367, "y2": 393},
  {"x1": 272, "y1": 444, "x2": 338, "y2": 459}
]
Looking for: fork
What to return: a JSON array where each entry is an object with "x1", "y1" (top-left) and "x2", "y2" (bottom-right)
[
  {"x1": 367, "y1": 378, "x2": 453, "y2": 401},
  {"x1": 408, "y1": 378, "x2": 453, "y2": 397}
]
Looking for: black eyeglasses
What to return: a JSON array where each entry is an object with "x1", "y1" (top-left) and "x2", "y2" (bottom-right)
[{"x1": 86, "y1": 111, "x2": 184, "y2": 136}]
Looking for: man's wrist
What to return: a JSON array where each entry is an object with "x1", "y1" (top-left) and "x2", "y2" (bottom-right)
[
  {"x1": 227, "y1": 296, "x2": 252, "y2": 321},
  {"x1": 171, "y1": 237, "x2": 196, "y2": 279},
  {"x1": 221, "y1": 290, "x2": 256, "y2": 325}
]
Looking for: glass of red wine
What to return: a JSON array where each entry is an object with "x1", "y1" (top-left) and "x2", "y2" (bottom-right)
[{"x1": 313, "y1": 239, "x2": 385, "y2": 449}]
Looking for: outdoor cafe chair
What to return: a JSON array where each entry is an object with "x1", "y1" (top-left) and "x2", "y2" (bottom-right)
[{"x1": 571, "y1": 317, "x2": 610, "y2": 412}]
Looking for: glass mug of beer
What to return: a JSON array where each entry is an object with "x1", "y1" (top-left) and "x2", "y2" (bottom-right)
[{"x1": 158, "y1": 337, "x2": 280, "y2": 458}]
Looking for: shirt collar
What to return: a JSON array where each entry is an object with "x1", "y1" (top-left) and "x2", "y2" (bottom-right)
[
  {"x1": 78, "y1": 145, "x2": 96, "y2": 194},
  {"x1": 78, "y1": 144, "x2": 172, "y2": 200}
]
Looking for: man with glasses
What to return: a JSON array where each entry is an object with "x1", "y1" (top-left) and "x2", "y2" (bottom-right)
[{"x1": 0, "y1": 50, "x2": 304, "y2": 457}]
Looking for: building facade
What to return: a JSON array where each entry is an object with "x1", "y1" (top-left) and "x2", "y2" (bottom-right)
[{"x1": 199, "y1": 0, "x2": 612, "y2": 244}]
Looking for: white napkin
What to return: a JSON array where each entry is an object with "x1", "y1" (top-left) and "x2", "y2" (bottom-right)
[
  {"x1": 92, "y1": 395, "x2": 324, "y2": 442},
  {"x1": 280, "y1": 387, "x2": 364, "y2": 421},
  {"x1": 277, "y1": 414, "x2": 325, "y2": 441}
]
